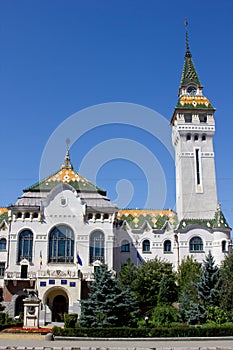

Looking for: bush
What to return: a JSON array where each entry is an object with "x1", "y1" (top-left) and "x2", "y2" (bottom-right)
[
  {"x1": 151, "y1": 304, "x2": 178, "y2": 326},
  {"x1": 64, "y1": 313, "x2": 78, "y2": 328},
  {"x1": 52, "y1": 324, "x2": 233, "y2": 338},
  {"x1": 0, "y1": 312, "x2": 6, "y2": 324}
]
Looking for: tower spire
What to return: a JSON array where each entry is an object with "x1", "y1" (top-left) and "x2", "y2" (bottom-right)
[
  {"x1": 180, "y1": 19, "x2": 201, "y2": 88},
  {"x1": 61, "y1": 138, "x2": 73, "y2": 170},
  {"x1": 184, "y1": 18, "x2": 191, "y2": 58}
]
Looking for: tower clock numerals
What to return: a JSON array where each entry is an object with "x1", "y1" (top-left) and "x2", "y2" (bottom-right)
[{"x1": 187, "y1": 85, "x2": 197, "y2": 95}]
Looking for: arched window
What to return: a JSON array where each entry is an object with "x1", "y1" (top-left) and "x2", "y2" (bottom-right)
[
  {"x1": 222, "y1": 240, "x2": 227, "y2": 252},
  {"x1": 90, "y1": 231, "x2": 104, "y2": 264},
  {"x1": 142, "y1": 239, "x2": 150, "y2": 252},
  {"x1": 49, "y1": 225, "x2": 74, "y2": 263},
  {"x1": 194, "y1": 134, "x2": 199, "y2": 141},
  {"x1": 103, "y1": 213, "x2": 109, "y2": 220},
  {"x1": 18, "y1": 230, "x2": 33, "y2": 262},
  {"x1": 202, "y1": 134, "x2": 206, "y2": 141},
  {"x1": 95, "y1": 213, "x2": 101, "y2": 220},
  {"x1": 164, "y1": 240, "x2": 171, "y2": 252},
  {"x1": 121, "y1": 240, "x2": 130, "y2": 252},
  {"x1": 186, "y1": 133, "x2": 191, "y2": 141},
  {"x1": 189, "y1": 236, "x2": 203, "y2": 252},
  {"x1": 0, "y1": 238, "x2": 6, "y2": 251}
]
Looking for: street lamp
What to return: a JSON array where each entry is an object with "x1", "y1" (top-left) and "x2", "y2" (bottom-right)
[{"x1": 145, "y1": 316, "x2": 149, "y2": 330}]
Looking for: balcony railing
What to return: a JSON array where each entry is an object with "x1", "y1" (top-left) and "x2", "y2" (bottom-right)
[
  {"x1": 5, "y1": 271, "x2": 36, "y2": 280},
  {"x1": 5, "y1": 269, "x2": 78, "y2": 280}
]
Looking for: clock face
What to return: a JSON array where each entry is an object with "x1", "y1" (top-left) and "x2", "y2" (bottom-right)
[{"x1": 187, "y1": 85, "x2": 197, "y2": 95}]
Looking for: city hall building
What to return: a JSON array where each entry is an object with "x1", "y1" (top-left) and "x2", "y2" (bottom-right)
[{"x1": 0, "y1": 36, "x2": 231, "y2": 325}]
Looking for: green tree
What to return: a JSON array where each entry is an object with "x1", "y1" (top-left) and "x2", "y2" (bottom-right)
[
  {"x1": 179, "y1": 251, "x2": 221, "y2": 324},
  {"x1": 132, "y1": 257, "x2": 177, "y2": 311},
  {"x1": 80, "y1": 264, "x2": 138, "y2": 327},
  {"x1": 157, "y1": 273, "x2": 178, "y2": 305},
  {"x1": 118, "y1": 258, "x2": 136, "y2": 290},
  {"x1": 177, "y1": 256, "x2": 201, "y2": 300},
  {"x1": 219, "y1": 252, "x2": 233, "y2": 318}
]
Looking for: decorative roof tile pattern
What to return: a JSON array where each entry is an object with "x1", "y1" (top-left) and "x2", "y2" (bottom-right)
[
  {"x1": 178, "y1": 209, "x2": 230, "y2": 230},
  {"x1": 24, "y1": 168, "x2": 106, "y2": 195},
  {"x1": 117, "y1": 209, "x2": 178, "y2": 230},
  {"x1": 180, "y1": 54, "x2": 201, "y2": 87},
  {"x1": 0, "y1": 208, "x2": 8, "y2": 224},
  {"x1": 176, "y1": 95, "x2": 214, "y2": 109}
]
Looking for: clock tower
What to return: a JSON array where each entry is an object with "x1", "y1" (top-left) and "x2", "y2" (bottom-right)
[{"x1": 171, "y1": 26, "x2": 218, "y2": 220}]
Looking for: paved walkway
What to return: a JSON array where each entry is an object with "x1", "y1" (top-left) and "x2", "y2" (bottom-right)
[{"x1": 0, "y1": 333, "x2": 232, "y2": 349}]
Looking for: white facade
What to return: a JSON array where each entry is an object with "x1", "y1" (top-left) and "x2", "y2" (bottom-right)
[{"x1": 0, "y1": 39, "x2": 231, "y2": 324}]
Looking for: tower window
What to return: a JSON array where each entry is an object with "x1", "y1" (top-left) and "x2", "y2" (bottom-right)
[
  {"x1": 184, "y1": 115, "x2": 192, "y2": 123},
  {"x1": 199, "y1": 114, "x2": 207, "y2": 123},
  {"x1": 95, "y1": 213, "x2": 101, "y2": 220},
  {"x1": 195, "y1": 149, "x2": 201, "y2": 185},
  {"x1": 194, "y1": 134, "x2": 199, "y2": 141},
  {"x1": 186, "y1": 134, "x2": 191, "y2": 141},
  {"x1": 202, "y1": 134, "x2": 206, "y2": 141}
]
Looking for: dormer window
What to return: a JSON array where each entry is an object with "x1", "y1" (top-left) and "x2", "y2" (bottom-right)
[
  {"x1": 199, "y1": 114, "x2": 207, "y2": 123},
  {"x1": 184, "y1": 114, "x2": 192, "y2": 123}
]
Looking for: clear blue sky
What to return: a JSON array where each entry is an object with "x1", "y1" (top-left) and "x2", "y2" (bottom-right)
[{"x1": 0, "y1": 1, "x2": 233, "y2": 229}]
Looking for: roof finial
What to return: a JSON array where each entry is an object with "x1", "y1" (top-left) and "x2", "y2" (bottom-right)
[
  {"x1": 61, "y1": 138, "x2": 73, "y2": 170},
  {"x1": 184, "y1": 18, "x2": 192, "y2": 58}
]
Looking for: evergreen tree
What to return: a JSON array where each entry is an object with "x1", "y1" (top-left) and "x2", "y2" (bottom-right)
[
  {"x1": 177, "y1": 256, "x2": 201, "y2": 300},
  {"x1": 118, "y1": 258, "x2": 136, "y2": 290},
  {"x1": 196, "y1": 251, "x2": 221, "y2": 308},
  {"x1": 219, "y1": 252, "x2": 233, "y2": 317},
  {"x1": 80, "y1": 264, "x2": 138, "y2": 327},
  {"x1": 179, "y1": 251, "x2": 221, "y2": 324},
  {"x1": 157, "y1": 273, "x2": 178, "y2": 305}
]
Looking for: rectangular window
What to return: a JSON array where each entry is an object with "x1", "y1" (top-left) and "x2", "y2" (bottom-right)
[
  {"x1": 184, "y1": 114, "x2": 192, "y2": 123},
  {"x1": 0, "y1": 262, "x2": 5, "y2": 277},
  {"x1": 194, "y1": 148, "x2": 203, "y2": 192},
  {"x1": 195, "y1": 149, "x2": 200, "y2": 185}
]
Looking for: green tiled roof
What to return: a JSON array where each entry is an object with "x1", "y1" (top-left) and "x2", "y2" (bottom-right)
[
  {"x1": 178, "y1": 210, "x2": 230, "y2": 230},
  {"x1": 180, "y1": 51, "x2": 201, "y2": 87},
  {"x1": 23, "y1": 168, "x2": 106, "y2": 195},
  {"x1": 117, "y1": 210, "x2": 178, "y2": 230},
  {"x1": 0, "y1": 211, "x2": 8, "y2": 224}
]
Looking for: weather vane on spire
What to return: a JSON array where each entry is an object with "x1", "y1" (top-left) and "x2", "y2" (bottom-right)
[
  {"x1": 66, "y1": 137, "x2": 71, "y2": 150},
  {"x1": 184, "y1": 18, "x2": 191, "y2": 58}
]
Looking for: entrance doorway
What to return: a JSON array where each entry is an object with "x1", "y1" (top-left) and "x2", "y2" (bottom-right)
[{"x1": 52, "y1": 295, "x2": 68, "y2": 322}]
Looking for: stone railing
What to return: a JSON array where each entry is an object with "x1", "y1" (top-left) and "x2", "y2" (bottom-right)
[
  {"x1": 5, "y1": 271, "x2": 37, "y2": 280},
  {"x1": 37, "y1": 269, "x2": 78, "y2": 278}
]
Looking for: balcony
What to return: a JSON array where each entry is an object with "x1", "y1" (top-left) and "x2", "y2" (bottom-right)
[
  {"x1": 37, "y1": 269, "x2": 78, "y2": 278},
  {"x1": 5, "y1": 271, "x2": 36, "y2": 280}
]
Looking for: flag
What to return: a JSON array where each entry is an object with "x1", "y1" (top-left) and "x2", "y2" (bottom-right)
[
  {"x1": 39, "y1": 251, "x2": 42, "y2": 267},
  {"x1": 137, "y1": 251, "x2": 143, "y2": 263},
  {"x1": 76, "y1": 254, "x2": 83, "y2": 266}
]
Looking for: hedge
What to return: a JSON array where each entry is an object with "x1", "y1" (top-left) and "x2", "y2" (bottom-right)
[{"x1": 52, "y1": 325, "x2": 233, "y2": 338}]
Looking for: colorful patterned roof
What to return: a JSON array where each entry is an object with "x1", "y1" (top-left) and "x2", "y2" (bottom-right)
[
  {"x1": 178, "y1": 208, "x2": 230, "y2": 230},
  {"x1": 180, "y1": 50, "x2": 201, "y2": 87},
  {"x1": 23, "y1": 150, "x2": 106, "y2": 195},
  {"x1": 117, "y1": 209, "x2": 178, "y2": 230},
  {"x1": 0, "y1": 208, "x2": 8, "y2": 224},
  {"x1": 24, "y1": 168, "x2": 106, "y2": 195},
  {"x1": 176, "y1": 95, "x2": 214, "y2": 110}
]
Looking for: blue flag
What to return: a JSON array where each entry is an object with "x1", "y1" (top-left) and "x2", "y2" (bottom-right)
[
  {"x1": 76, "y1": 254, "x2": 83, "y2": 266},
  {"x1": 137, "y1": 251, "x2": 143, "y2": 263}
]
